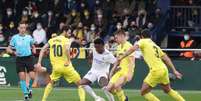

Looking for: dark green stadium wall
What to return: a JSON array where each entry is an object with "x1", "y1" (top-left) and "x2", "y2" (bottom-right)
[{"x1": 0, "y1": 58, "x2": 200, "y2": 90}]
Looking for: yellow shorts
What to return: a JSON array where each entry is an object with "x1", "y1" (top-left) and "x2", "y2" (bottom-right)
[
  {"x1": 110, "y1": 69, "x2": 133, "y2": 84},
  {"x1": 50, "y1": 65, "x2": 81, "y2": 84},
  {"x1": 144, "y1": 69, "x2": 170, "y2": 87}
]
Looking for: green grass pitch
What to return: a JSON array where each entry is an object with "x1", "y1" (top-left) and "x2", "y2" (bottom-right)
[{"x1": 0, "y1": 87, "x2": 200, "y2": 101}]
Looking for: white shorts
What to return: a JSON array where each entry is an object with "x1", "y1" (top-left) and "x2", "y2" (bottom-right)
[{"x1": 84, "y1": 70, "x2": 108, "y2": 84}]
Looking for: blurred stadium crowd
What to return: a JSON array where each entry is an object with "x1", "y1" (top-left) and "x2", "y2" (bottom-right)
[{"x1": 0, "y1": 0, "x2": 201, "y2": 59}]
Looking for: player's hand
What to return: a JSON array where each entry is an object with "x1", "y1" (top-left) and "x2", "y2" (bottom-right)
[
  {"x1": 32, "y1": 49, "x2": 36, "y2": 55},
  {"x1": 173, "y1": 70, "x2": 183, "y2": 79},
  {"x1": 35, "y1": 63, "x2": 42, "y2": 69},
  {"x1": 64, "y1": 61, "x2": 70, "y2": 67}
]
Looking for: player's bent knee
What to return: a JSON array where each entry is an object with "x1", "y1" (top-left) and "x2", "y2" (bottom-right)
[
  {"x1": 98, "y1": 77, "x2": 108, "y2": 87},
  {"x1": 162, "y1": 87, "x2": 171, "y2": 93}
]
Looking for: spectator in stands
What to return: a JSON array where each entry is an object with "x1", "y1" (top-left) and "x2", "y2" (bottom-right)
[
  {"x1": 180, "y1": 34, "x2": 196, "y2": 60},
  {"x1": 116, "y1": 22, "x2": 123, "y2": 31},
  {"x1": 94, "y1": 9, "x2": 105, "y2": 28},
  {"x1": 0, "y1": 34, "x2": 7, "y2": 47},
  {"x1": 85, "y1": 24, "x2": 99, "y2": 45},
  {"x1": 81, "y1": 9, "x2": 92, "y2": 27},
  {"x1": 114, "y1": 0, "x2": 129, "y2": 16},
  {"x1": 2, "y1": 8, "x2": 15, "y2": 28},
  {"x1": 74, "y1": 22, "x2": 84, "y2": 41},
  {"x1": 66, "y1": 9, "x2": 81, "y2": 28},
  {"x1": 4, "y1": 22, "x2": 17, "y2": 39},
  {"x1": 127, "y1": 20, "x2": 140, "y2": 44},
  {"x1": 151, "y1": 8, "x2": 163, "y2": 25},
  {"x1": 136, "y1": 9, "x2": 148, "y2": 28},
  {"x1": 42, "y1": 10, "x2": 57, "y2": 39},
  {"x1": 32, "y1": 23, "x2": 46, "y2": 47}
]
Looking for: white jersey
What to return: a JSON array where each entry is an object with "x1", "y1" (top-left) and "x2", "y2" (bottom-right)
[
  {"x1": 84, "y1": 49, "x2": 116, "y2": 83},
  {"x1": 90, "y1": 49, "x2": 116, "y2": 73}
]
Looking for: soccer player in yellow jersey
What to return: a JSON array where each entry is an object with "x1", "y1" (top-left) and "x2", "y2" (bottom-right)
[
  {"x1": 35, "y1": 26, "x2": 85, "y2": 101},
  {"x1": 118, "y1": 29, "x2": 185, "y2": 101},
  {"x1": 105, "y1": 30, "x2": 135, "y2": 101}
]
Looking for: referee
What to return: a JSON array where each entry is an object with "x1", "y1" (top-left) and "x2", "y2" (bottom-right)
[{"x1": 7, "y1": 21, "x2": 36, "y2": 101}]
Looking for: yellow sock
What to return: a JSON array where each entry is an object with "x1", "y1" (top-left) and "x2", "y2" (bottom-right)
[
  {"x1": 115, "y1": 89, "x2": 126, "y2": 101},
  {"x1": 42, "y1": 83, "x2": 53, "y2": 101},
  {"x1": 143, "y1": 93, "x2": 160, "y2": 101},
  {"x1": 168, "y1": 89, "x2": 185, "y2": 101},
  {"x1": 78, "y1": 86, "x2": 86, "y2": 101}
]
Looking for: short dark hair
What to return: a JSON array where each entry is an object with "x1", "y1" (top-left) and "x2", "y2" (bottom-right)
[
  {"x1": 18, "y1": 21, "x2": 27, "y2": 26},
  {"x1": 94, "y1": 38, "x2": 105, "y2": 45},
  {"x1": 140, "y1": 29, "x2": 151, "y2": 38},
  {"x1": 62, "y1": 25, "x2": 71, "y2": 32},
  {"x1": 115, "y1": 29, "x2": 126, "y2": 36}
]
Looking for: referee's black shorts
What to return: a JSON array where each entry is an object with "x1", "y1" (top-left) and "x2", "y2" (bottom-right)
[{"x1": 16, "y1": 55, "x2": 34, "y2": 73}]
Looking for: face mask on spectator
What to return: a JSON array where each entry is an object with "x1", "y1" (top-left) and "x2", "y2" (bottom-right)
[
  {"x1": 90, "y1": 27, "x2": 96, "y2": 31},
  {"x1": 96, "y1": 0, "x2": 100, "y2": 5},
  {"x1": 97, "y1": 14, "x2": 103, "y2": 19},
  {"x1": 7, "y1": 11, "x2": 12, "y2": 16},
  {"x1": 37, "y1": 25, "x2": 42, "y2": 30},
  {"x1": 34, "y1": 13, "x2": 39, "y2": 18},
  {"x1": 81, "y1": 3, "x2": 85, "y2": 8},
  {"x1": 116, "y1": 25, "x2": 122, "y2": 30},
  {"x1": 184, "y1": 35, "x2": 190, "y2": 41},
  {"x1": 72, "y1": 12, "x2": 76, "y2": 17},
  {"x1": 0, "y1": 35, "x2": 5, "y2": 42},
  {"x1": 147, "y1": 23, "x2": 154, "y2": 29},
  {"x1": 48, "y1": 11, "x2": 53, "y2": 16},
  {"x1": 22, "y1": 11, "x2": 28, "y2": 16}
]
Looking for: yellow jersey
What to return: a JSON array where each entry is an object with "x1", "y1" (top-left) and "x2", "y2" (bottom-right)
[
  {"x1": 137, "y1": 38, "x2": 167, "y2": 71},
  {"x1": 48, "y1": 35, "x2": 71, "y2": 67},
  {"x1": 116, "y1": 41, "x2": 134, "y2": 71}
]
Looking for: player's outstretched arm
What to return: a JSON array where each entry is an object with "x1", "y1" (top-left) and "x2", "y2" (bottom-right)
[
  {"x1": 118, "y1": 45, "x2": 139, "y2": 61},
  {"x1": 161, "y1": 54, "x2": 183, "y2": 79},
  {"x1": 127, "y1": 56, "x2": 135, "y2": 82},
  {"x1": 64, "y1": 43, "x2": 71, "y2": 66},
  {"x1": 36, "y1": 43, "x2": 49, "y2": 66},
  {"x1": 87, "y1": 52, "x2": 93, "y2": 65},
  {"x1": 109, "y1": 62, "x2": 119, "y2": 79}
]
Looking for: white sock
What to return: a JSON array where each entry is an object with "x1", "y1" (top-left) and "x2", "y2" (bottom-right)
[
  {"x1": 83, "y1": 85, "x2": 99, "y2": 99},
  {"x1": 103, "y1": 88, "x2": 115, "y2": 101}
]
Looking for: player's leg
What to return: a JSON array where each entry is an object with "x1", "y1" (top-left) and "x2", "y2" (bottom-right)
[
  {"x1": 99, "y1": 76, "x2": 115, "y2": 101},
  {"x1": 106, "y1": 72, "x2": 127, "y2": 101},
  {"x1": 64, "y1": 67, "x2": 85, "y2": 101},
  {"x1": 27, "y1": 71, "x2": 35, "y2": 98},
  {"x1": 113, "y1": 74, "x2": 128, "y2": 101},
  {"x1": 19, "y1": 72, "x2": 29, "y2": 100},
  {"x1": 16, "y1": 58, "x2": 29, "y2": 100},
  {"x1": 26, "y1": 58, "x2": 36, "y2": 99},
  {"x1": 160, "y1": 69, "x2": 185, "y2": 101},
  {"x1": 142, "y1": 73, "x2": 160, "y2": 101},
  {"x1": 78, "y1": 78, "x2": 102, "y2": 100},
  {"x1": 42, "y1": 71, "x2": 61, "y2": 101}
]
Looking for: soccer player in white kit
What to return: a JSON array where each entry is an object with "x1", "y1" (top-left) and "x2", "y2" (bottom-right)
[{"x1": 78, "y1": 38, "x2": 116, "y2": 101}]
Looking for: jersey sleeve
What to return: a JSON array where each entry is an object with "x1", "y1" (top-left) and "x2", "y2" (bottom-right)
[
  {"x1": 136, "y1": 39, "x2": 144, "y2": 49},
  {"x1": 158, "y1": 47, "x2": 165, "y2": 57},
  {"x1": 106, "y1": 53, "x2": 117, "y2": 64},
  {"x1": 9, "y1": 36, "x2": 15, "y2": 47},
  {"x1": 127, "y1": 43, "x2": 135, "y2": 57},
  {"x1": 29, "y1": 35, "x2": 35, "y2": 45}
]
